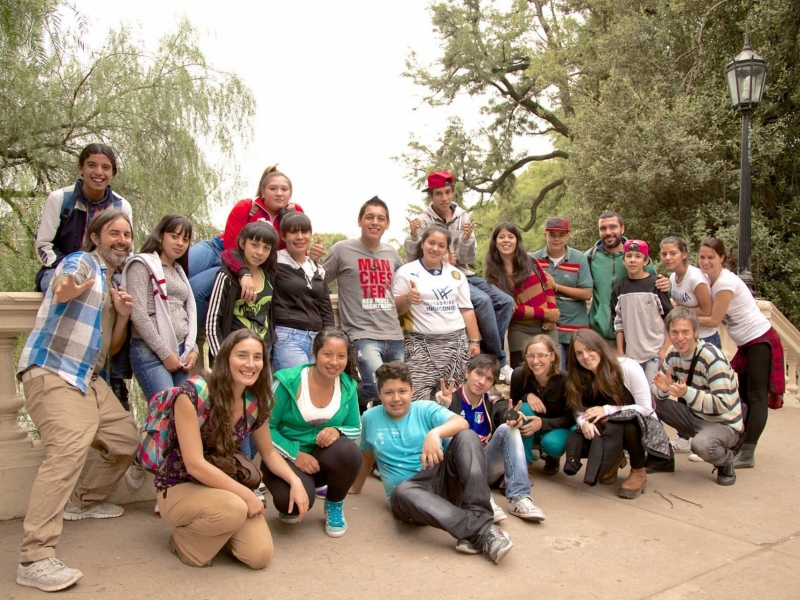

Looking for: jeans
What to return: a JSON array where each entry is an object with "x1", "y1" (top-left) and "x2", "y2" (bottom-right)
[
  {"x1": 272, "y1": 326, "x2": 317, "y2": 371},
  {"x1": 130, "y1": 338, "x2": 190, "y2": 403},
  {"x1": 701, "y1": 332, "x2": 722, "y2": 348},
  {"x1": 354, "y1": 338, "x2": 404, "y2": 411},
  {"x1": 239, "y1": 435, "x2": 257, "y2": 460},
  {"x1": 389, "y1": 430, "x2": 493, "y2": 547},
  {"x1": 639, "y1": 356, "x2": 660, "y2": 386},
  {"x1": 188, "y1": 237, "x2": 223, "y2": 331},
  {"x1": 485, "y1": 424, "x2": 531, "y2": 500},
  {"x1": 519, "y1": 403, "x2": 573, "y2": 462},
  {"x1": 467, "y1": 276, "x2": 513, "y2": 365},
  {"x1": 559, "y1": 342, "x2": 571, "y2": 371},
  {"x1": 656, "y1": 399, "x2": 740, "y2": 467}
]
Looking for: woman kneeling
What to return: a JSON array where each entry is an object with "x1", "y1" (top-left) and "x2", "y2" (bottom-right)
[
  {"x1": 155, "y1": 330, "x2": 308, "y2": 568},
  {"x1": 266, "y1": 328, "x2": 363, "y2": 537},
  {"x1": 563, "y1": 330, "x2": 669, "y2": 499}
]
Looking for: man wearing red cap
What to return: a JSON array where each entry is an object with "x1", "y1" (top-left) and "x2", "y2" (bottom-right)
[
  {"x1": 531, "y1": 217, "x2": 594, "y2": 369},
  {"x1": 404, "y1": 171, "x2": 515, "y2": 382}
]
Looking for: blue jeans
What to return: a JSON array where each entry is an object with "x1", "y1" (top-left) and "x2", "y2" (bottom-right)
[
  {"x1": 272, "y1": 326, "x2": 317, "y2": 371},
  {"x1": 559, "y1": 342, "x2": 570, "y2": 371},
  {"x1": 130, "y1": 338, "x2": 190, "y2": 403},
  {"x1": 702, "y1": 332, "x2": 722, "y2": 348},
  {"x1": 467, "y1": 276, "x2": 514, "y2": 365},
  {"x1": 639, "y1": 356, "x2": 660, "y2": 386},
  {"x1": 353, "y1": 338, "x2": 404, "y2": 411},
  {"x1": 188, "y1": 237, "x2": 223, "y2": 331},
  {"x1": 519, "y1": 403, "x2": 573, "y2": 462},
  {"x1": 485, "y1": 424, "x2": 532, "y2": 501}
]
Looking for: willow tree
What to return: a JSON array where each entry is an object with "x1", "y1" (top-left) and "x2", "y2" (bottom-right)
[{"x1": 0, "y1": 0, "x2": 255, "y2": 289}]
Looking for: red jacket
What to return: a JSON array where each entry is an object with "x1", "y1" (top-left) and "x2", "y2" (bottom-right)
[{"x1": 222, "y1": 198, "x2": 305, "y2": 251}]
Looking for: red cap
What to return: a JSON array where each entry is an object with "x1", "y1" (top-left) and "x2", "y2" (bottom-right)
[
  {"x1": 623, "y1": 239, "x2": 650, "y2": 257},
  {"x1": 423, "y1": 170, "x2": 455, "y2": 192},
  {"x1": 544, "y1": 217, "x2": 570, "y2": 232}
]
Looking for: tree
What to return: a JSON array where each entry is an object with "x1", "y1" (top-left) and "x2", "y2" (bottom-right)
[
  {"x1": 0, "y1": 0, "x2": 255, "y2": 290},
  {"x1": 400, "y1": 0, "x2": 572, "y2": 224}
]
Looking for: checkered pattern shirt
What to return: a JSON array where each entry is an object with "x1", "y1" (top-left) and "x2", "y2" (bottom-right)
[{"x1": 18, "y1": 251, "x2": 109, "y2": 393}]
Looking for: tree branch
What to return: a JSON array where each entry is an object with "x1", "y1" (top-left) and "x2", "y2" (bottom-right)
[
  {"x1": 464, "y1": 150, "x2": 569, "y2": 194},
  {"x1": 521, "y1": 177, "x2": 566, "y2": 231}
]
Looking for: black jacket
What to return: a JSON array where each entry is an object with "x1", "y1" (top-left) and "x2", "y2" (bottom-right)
[{"x1": 509, "y1": 369, "x2": 575, "y2": 432}]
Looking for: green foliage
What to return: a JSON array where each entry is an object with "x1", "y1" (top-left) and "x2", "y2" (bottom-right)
[{"x1": 0, "y1": 1, "x2": 255, "y2": 291}]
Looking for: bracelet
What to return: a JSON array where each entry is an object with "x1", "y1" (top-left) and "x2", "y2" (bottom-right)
[
  {"x1": 468, "y1": 339, "x2": 481, "y2": 345},
  {"x1": 241, "y1": 273, "x2": 253, "y2": 278}
]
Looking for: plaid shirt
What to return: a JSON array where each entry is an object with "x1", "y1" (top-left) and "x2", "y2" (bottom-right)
[{"x1": 18, "y1": 251, "x2": 109, "y2": 393}]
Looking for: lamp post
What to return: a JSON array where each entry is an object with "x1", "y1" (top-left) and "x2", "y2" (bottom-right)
[{"x1": 725, "y1": 28, "x2": 767, "y2": 292}]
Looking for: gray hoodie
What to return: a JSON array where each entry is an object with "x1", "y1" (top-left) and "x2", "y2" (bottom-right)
[{"x1": 403, "y1": 203, "x2": 477, "y2": 276}]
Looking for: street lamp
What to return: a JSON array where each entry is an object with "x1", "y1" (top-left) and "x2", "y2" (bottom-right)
[{"x1": 725, "y1": 28, "x2": 767, "y2": 291}]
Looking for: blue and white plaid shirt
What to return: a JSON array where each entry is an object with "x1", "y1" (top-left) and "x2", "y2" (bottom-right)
[{"x1": 18, "y1": 251, "x2": 109, "y2": 393}]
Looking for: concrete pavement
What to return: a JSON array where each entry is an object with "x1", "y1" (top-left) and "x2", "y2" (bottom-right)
[{"x1": 2, "y1": 409, "x2": 798, "y2": 599}]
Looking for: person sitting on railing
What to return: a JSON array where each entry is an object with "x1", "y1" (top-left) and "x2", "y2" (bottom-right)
[
  {"x1": 651, "y1": 307, "x2": 743, "y2": 486},
  {"x1": 16, "y1": 209, "x2": 138, "y2": 593}
]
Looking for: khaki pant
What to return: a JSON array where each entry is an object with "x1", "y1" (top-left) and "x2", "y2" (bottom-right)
[
  {"x1": 19, "y1": 372, "x2": 138, "y2": 563},
  {"x1": 158, "y1": 483, "x2": 274, "y2": 569}
]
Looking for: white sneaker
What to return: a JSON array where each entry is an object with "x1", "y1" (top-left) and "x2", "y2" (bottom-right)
[
  {"x1": 688, "y1": 453, "x2": 703, "y2": 462},
  {"x1": 508, "y1": 496, "x2": 545, "y2": 521},
  {"x1": 254, "y1": 483, "x2": 267, "y2": 505},
  {"x1": 17, "y1": 558, "x2": 83, "y2": 592},
  {"x1": 670, "y1": 435, "x2": 692, "y2": 453},
  {"x1": 499, "y1": 364, "x2": 514, "y2": 383},
  {"x1": 63, "y1": 499, "x2": 124, "y2": 521},
  {"x1": 125, "y1": 463, "x2": 145, "y2": 490},
  {"x1": 489, "y1": 496, "x2": 507, "y2": 522}
]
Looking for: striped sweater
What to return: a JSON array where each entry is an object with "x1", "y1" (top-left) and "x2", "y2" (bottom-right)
[
  {"x1": 510, "y1": 259, "x2": 557, "y2": 322},
  {"x1": 652, "y1": 340, "x2": 743, "y2": 431}
]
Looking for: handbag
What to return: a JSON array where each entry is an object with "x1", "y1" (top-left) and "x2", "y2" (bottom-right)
[{"x1": 207, "y1": 452, "x2": 262, "y2": 489}]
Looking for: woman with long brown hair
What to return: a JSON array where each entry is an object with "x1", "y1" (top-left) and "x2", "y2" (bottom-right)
[
  {"x1": 483, "y1": 222, "x2": 559, "y2": 368},
  {"x1": 696, "y1": 237, "x2": 784, "y2": 468},
  {"x1": 155, "y1": 329, "x2": 309, "y2": 569},
  {"x1": 562, "y1": 329, "x2": 668, "y2": 499}
]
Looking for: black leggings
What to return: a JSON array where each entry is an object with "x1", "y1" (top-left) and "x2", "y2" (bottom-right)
[
  {"x1": 737, "y1": 342, "x2": 771, "y2": 444},
  {"x1": 565, "y1": 420, "x2": 646, "y2": 485},
  {"x1": 262, "y1": 436, "x2": 362, "y2": 514}
]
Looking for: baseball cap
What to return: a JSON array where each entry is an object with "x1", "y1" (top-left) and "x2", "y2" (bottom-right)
[
  {"x1": 623, "y1": 239, "x2": 650, "y2": 257},
  {"x1": 423, "y1": 170, "x2": 455, "y2": 192},
  {"x1": 544, "y1": 217, "x2": 570, "y2": 232}
]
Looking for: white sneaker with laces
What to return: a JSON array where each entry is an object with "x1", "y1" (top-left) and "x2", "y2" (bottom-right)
[
  {"x1": 63, "y1": 499, "x2": 124, "y2": 521},
  {"x1": 508, "y1": 496, "x2": 545, "y2": 521},
  {"x1": 499, "y1": 364, "x2": 514, "y2": 383},
  {"x1": 17, "y1": 558, "x2": 83, "y2": 592},
  {"x1": 125, "y1": 463, "x2": 145, "y2": 490},
  {"x1": 489, "y1": 496, "x2": 507, "y2": 522}
]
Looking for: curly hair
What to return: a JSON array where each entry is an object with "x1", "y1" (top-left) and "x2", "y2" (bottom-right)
[
  {"x1": 521, "y1": 335, "x2": 561, "y2": 381},
  {"x1": 376, "y1": 361, "x2": 412, "y2": 391},
  {"x1": 311, "y1": 328, "x2": 361, "y2": 383},
  {"x1": 483, "y1": 222, "x2": 534, "y2": 295},
  {"x1": 565, "y1": 329, "x2": 625, "y2": 414},
  {"x1": 205, "y1": 329, "x2": 273, "y2": 457}
]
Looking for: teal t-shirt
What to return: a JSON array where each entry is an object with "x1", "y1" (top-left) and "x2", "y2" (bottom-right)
[{"x1": 360, "y1": 401, "x2": 454, "y2": 498}]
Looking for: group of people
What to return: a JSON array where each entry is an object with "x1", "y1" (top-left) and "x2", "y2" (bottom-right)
[{"x1": 14, "y1": 145, "x2": 785, "y2": 592}]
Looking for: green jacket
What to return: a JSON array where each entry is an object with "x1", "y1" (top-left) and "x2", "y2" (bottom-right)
[
  {"x1": 585, "y1": 239, "x2": 657, "y2": 340},
  {"x1": 269, "y1": 364, "x2": 361, "y2": 460}
]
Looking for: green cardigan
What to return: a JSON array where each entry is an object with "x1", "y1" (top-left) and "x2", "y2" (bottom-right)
[{"x1": 269, "y1": 364, "x2": 361, "y2": 460}]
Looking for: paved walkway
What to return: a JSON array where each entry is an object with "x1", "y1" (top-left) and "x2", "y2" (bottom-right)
[{"x1": 2, "y1": 409, "x2": 798, "y2": 599}]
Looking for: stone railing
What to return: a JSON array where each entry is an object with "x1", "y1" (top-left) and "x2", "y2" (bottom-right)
[{"x1": 0, "y1": 292, "x2": 795, "y2": 520}]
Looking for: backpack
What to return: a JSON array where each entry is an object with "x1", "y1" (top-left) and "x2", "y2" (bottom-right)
[{"x1": 138, "y1": 375, "x2": 210, "y2": 474}]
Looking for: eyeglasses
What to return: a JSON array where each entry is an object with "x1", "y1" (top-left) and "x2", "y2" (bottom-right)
[{"x1": 525, "y1": 352, "x2": 553, "y2": 360}]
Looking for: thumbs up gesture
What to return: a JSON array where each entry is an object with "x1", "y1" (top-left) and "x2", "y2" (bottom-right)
[
  {"x1": 309, "y1": 234, "x2": 325, "y2": 263},
  {"x1": 406, "y1": 216, "x2": 421, "y2": 238},
  {"x1": 406, "y1": 280, "x2": 422, "y2": 305}
]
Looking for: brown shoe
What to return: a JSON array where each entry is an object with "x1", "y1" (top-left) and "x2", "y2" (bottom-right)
[
  {"x1": 599, "y1": 455, "x2": 627, "y2": 485},
  {"x1": 618, "y1": 468, "x2": 647, "y2": 499}
]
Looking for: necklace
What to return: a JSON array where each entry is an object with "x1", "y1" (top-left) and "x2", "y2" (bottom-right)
[{"x1": 308, "y1": 369, "x2": 333, "y2": 409}]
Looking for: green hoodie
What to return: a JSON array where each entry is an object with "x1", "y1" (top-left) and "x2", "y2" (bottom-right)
[
  {"x1": 585, "y1": 239, "x2": 658, "y2": 340},
  {"x1": 269, "y1": 364, "x2": 361, "y2": 460}
]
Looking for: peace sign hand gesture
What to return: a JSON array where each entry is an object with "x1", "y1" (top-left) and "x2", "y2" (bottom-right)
[
  {"x1": 53, "y1": 274, "x2": 94, "y2": 304},
  {"x1": 505, "y1": 399, "x2": 524, "y2": 427},
  {"x1": 435, "y1": 378, "x2": 456, "y2": 408}
]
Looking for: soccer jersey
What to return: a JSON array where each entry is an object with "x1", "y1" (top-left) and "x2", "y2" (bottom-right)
[
  {"x1": 459, "y1": 398, "x2": 490, "y2": 444},
  {"x1": 392, "y1": 260, "x2": 473, "y2": 335}
]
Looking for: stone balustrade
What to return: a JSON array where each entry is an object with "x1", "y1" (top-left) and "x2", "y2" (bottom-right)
[{"x1": 0, "y1": 291, "x2": 796, "y2": 520}]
